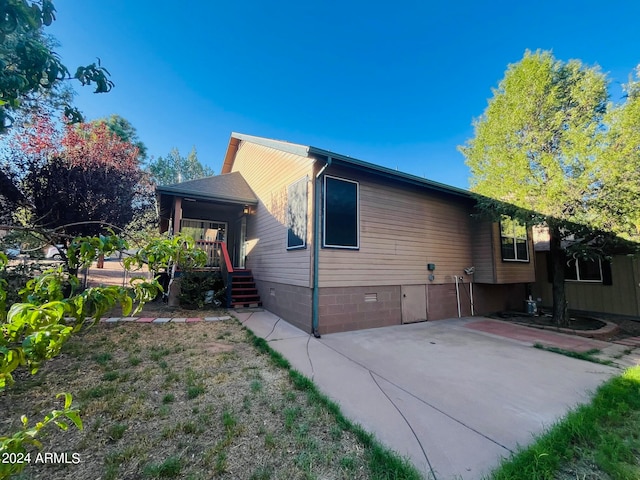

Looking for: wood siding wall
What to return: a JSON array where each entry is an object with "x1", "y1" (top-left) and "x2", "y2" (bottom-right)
[
  {"x1": 470, "y1": 220, "x2": 495, "y2": 283},
  {"x1": 232, "y1": 141, "x2": 314, "y2": 287},
  {"x1": 492, "y1": 223, "x2": 536, "y2": 284},
  {"x1": 318, "y1": 167, "x2": 476, "y2": 288},
  {"x1": 470, "y1": 220, "x2": 536, "y2": 284},
  {"x1": 533, "y1": 252, "x2": 640, "y2": 317}
]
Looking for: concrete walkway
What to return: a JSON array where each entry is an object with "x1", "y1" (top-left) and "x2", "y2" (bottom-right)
[{"x1": 234, "y1": 310, "x2": 633, "y2": 480}]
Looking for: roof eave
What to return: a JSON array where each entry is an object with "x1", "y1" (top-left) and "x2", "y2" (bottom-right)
[
  {"x1": 308, "y1": 146, "x2": 471, "y2": 199},
  {"x1": 156, "y1": 187, "x2": 258, "y2": 205}
]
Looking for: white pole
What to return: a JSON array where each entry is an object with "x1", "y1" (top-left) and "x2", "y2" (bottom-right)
[
  {"x1": 455, "y1": 275, "x2": 461, "y2": 318},
  {"x1": 470, "y1": 279, "x2": 474, "y2": 316}
]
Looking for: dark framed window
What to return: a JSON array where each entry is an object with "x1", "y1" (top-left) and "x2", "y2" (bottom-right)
[
  {"x1": 565, "y1": 258, "x2": 603, "y2": 282},
  {"x1": 500, "y1": 217, "x2": 529, "y2": 262},
  {"x1": 323, "y1": 175, "x2": 359, "y2": 249},
  {"x1": 286, "y1": 176, "x2": 308, "y2": 249}
]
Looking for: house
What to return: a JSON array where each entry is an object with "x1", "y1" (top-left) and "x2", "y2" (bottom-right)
[
  {"x1": 156, "y1": 133, "x2": 536, "y2": 334},
  {"x1": 531, "y1": 226, "x2": 640, "y2": 318}
]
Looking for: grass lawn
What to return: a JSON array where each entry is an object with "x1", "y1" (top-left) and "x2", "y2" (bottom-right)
[
  {"x1": 0, "y1": 316, "x2": 421, "y2": 480},
  {"x1": 487, "y1": 365, "x2": 640, "y2": 480}
]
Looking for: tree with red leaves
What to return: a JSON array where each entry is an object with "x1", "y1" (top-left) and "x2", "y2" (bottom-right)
[{"x1": 1, "y1": 113, "x2": 151, "y2": 237}]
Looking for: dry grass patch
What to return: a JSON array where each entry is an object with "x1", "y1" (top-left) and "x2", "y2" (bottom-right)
[{"x1": 0, "y1": 317, "x2": 418, "y2": 479}]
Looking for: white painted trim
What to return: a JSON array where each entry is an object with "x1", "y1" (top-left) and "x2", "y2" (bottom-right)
[
  {"x1": 566, "y1": 258, "x2": 603, "y2": 283},
  {"x1": 500, "y1": 219, "x2": 530, "y2": 262}
]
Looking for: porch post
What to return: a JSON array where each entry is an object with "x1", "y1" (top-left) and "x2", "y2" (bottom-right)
[{"x1": 173, "y1": 197, "x2": 182, "y2": 235}]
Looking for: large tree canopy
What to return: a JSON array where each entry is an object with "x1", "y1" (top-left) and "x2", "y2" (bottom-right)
[
  {"x1": 147, "y1": 146, "x2": 214, "y2": 186},
  {"x1": 460, "y1": 50, "x2": 640, "y2": 325},
  {"x1": 594, "y1": 67, "x2": 640, "y2": 240},
  {"x1": 94, "y1": 114, "x2": 147, "y2": 161},
  {"x1": 1, "y1": 115, "x2": 148, "y2": 236},
  {"x1": 0, "y1": 0, "x2": 113, "y2": 132}
]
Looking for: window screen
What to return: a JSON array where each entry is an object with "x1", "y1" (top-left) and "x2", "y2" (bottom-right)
[{"x1": 323, "y1": 176, "x2": 359, "y2": 248}]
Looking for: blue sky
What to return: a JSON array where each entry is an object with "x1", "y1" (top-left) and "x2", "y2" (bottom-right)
[{"x1": 49, "y1": 1, "x2": 640, "y2": 189}]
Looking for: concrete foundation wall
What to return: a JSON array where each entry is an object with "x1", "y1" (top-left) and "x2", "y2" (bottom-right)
[
  {"x1": 315, "y1": 282, "x2": 528, "y2": 334},
  {"x1": 255, "y1": 279, "x2": 312, "y2": 333},
  {"x1": 318, "y1": 286, "x2": 402, "y2": 334}
]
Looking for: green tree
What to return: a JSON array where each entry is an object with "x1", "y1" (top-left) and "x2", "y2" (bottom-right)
[
  {"x1": 1, "y1": 116, "x2": 147, "y2": 237},
  {"x1": 95, "y1": 114, "x2": 147, "y2": 161},
  {"x1": 460, "y1": 50, "x2": 639, "y2": 326},
  {"x1": 147, "y1": 146, "x2": 214, "y2": 186},
  {"x1": 593, "y1": 67, "x2": 640, "y2": 240},
  {"x1": 0, "y1": 0, "x2": 113, "y2": 132}
]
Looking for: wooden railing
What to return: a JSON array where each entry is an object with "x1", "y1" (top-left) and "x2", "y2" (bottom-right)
[
  {"x1": 194, "y1": 240, "x2": 223, "y2": 268},
  {"x1": 219, "y1": 242, "x2": 234, "y2": 275},
  {"x1": 218, "y1": 242, "x2": 234, "y2": 308},
  {"x1": 194, "y1": 240, "x2": 234, "y2": 307}
]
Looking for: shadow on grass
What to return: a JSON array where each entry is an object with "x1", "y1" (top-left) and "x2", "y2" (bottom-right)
[{"x1": 487, "y1": 366, "x2": 640, "y2": 480}]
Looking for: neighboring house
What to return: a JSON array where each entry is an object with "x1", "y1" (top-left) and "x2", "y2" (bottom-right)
[
  {"x1": 156, "y1": 133, "x2": 536, "y2": 334},
  {"x1": 532, "y1": 226, "x2": 640, "y2": 318}
]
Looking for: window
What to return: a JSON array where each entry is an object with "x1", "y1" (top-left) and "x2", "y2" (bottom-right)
[
  {"x1": 323, "y1": 176, "x2": 359, "y2": 248},
  {"x1": 180, "y1": 219, "x2": 226, "y2": 242},
  {"x1": 287, "y1": 177, "x2": 308, "y2": 249},
  {"x1": 500, "y1": 217, "x2": 529, "y2": 262},
  {"x1": 565, "y1": 258, "x2": 603, "y2": 282}
]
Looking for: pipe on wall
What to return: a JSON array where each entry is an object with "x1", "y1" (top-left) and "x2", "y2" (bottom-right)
[
  {"x1": 455, "y1": 275, "x2": 461, "y2": 318},
  {"x1": 312, "y1": 157, "x2": 331, "y2": 338}
]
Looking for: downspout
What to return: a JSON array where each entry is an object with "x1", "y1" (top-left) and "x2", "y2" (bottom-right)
[
  {"x1": 312, "y1": 157, "x2": 331, "y2": 338},
  {"x1": 454, "y1": 275, "x2": 461, "y2": 318}
]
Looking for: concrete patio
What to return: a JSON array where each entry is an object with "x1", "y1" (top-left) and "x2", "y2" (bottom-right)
[{"x1": 235, "y1": 310, "x2": 631, "y2": 480}]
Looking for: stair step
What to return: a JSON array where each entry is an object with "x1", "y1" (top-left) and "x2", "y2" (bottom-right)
[
  {"x1": 232, "y1": 270, "x2": 253, "y2": 276},
  {"x1": 231, "y1": 301, "x2": 262, "y2": 307},
  {"x1": 227, "y1": 269, "x2": 261, "y2": 308}
]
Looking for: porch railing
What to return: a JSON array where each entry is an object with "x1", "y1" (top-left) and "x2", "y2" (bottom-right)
[
  {"x1": 195, "y1": 240, "x2": 224, "y2": 268},
  {"x1": 219, "y1": 241, "x2": 234, "y2": 308},
  {"x1": 194, "y1": 240, "x2": 234, "y2": 307}
]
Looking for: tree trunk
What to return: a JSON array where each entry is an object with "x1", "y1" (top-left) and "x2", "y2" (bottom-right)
[{"x1": 549, "y1": 224, "x2": 569, "y2": 326}]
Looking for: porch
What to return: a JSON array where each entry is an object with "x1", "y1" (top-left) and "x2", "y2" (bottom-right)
[
  {"x1": 156, "y1": 172, "x2": 261, "y2": 307},
  {"x1": 192, "y1": 240, "x2": 262, "y2": 308}
]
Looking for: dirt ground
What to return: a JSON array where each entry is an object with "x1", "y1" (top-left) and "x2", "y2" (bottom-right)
[
  {"x1": 495, "y1": 311, "x2": 640, "y2": 340},
  {"x1": 85, "y1": 258, "x2": 153, "y2": 288},
  {"x1": 0, "y1": 319, "x2": 376, "y2": 480}
]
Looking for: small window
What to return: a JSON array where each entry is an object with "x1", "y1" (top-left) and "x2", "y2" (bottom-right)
[
  {"x1": 500, "y1": 217, "x2": 529, "y2": 262},
  {"x1": 565, "y1": 258, "x2": 603, "y2": 282},
  {"x1": 287, "y1": 177, "x2": 308, "y2": 249},
  {"x1": 323, "y1": 176, "x2": 359, "y2": 249}
]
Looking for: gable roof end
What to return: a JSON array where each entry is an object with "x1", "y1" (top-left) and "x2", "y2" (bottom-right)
[
  {"x1": 222, "y1": 132, "x2": 471, "y2": 199},
  {"x1": 222, "y1": 133, "x2": 310, "y2": 174}
]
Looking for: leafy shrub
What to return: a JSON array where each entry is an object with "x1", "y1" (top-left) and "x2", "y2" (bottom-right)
[
  {"x1": 0, "y1": 234, "x2": 161, "y2": 478},
  {"x1": 178, "y1": 271, "x2": 225, "y2": 309},
  {"x1": 0, "y1": 262, "x2": 38, "y2": 308}
]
